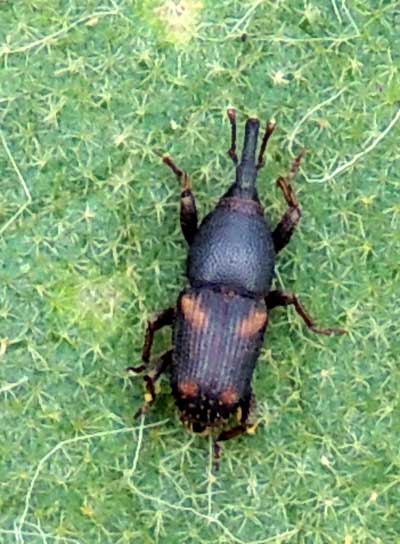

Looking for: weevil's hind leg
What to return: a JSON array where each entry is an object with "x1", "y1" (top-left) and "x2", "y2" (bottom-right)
[
  {"x1": 127, "y1": 307, "x2": 175, "y2": 374},
  {"x1": 272, "y1": 150, "x2": 305, "y2": 253},
  {"x1": 256, "y1": 120, "x2": 276, "y2": 170},
  {"x1": 127, "y1": 308, "x2": 174, "y2": 418},
  {"x1": 213, "y1": 395, "x2": 255, "y2": 470},
  {"x1": 227, "y1": 108, "x2": 238, "y2": 165},
  {"x1": 163, "y1": 156, "x2": 198, "y2": 245},
  {"x1": 131, "y1": 349, "x2": 173, "y2": 418},
  {"x1": 265, "y1": 290, "x2": 346, "y2": 335}
]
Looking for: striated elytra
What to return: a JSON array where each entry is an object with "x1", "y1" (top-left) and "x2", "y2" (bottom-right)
[{"x1": 128, "y1": 110, "x2": 345, "y2": 463}]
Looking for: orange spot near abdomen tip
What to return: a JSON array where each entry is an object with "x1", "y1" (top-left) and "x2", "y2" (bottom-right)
[
  {"x1": 178, "y1": 380, "x2": 199, "y2": 399},
  {"x1": 219, "y1": 387, "x2": 240, "y2": 407}
]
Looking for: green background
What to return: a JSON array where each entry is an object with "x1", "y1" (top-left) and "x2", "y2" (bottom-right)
[{"x1": 1, "y1": 1, "x2": 399, "y2": 543}]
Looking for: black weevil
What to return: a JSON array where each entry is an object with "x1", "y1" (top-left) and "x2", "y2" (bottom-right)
[{"x1": 129, "y1": 110, "x2": 345, "y2": 460}]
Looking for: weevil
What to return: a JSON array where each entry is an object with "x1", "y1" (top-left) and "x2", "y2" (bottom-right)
[{"x1": 129, "y1": 109, "x2": 345, "y2": 458}]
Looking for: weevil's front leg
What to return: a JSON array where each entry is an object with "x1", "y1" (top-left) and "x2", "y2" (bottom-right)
[
  {"x1": 272, "y1": 150, "x2": 305, "y2": 253},
  {"x1": 131, "y1": 350, "x2": 173, "y2": 418},
  {"x1": 265, "y1": 290, "x2": 346, "y2": 335},
  {"x1": 163, "y1": 156, "x2": 198, "y2": 245}
]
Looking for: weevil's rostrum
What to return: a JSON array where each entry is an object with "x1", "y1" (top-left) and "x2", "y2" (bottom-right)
[{"x1": 129, "y1": 109, "x2": 345, "y2": 455}]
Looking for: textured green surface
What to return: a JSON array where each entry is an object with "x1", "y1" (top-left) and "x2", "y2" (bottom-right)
[{"x1": 1, "y1": 1, "x2": 400, "y2": 543}]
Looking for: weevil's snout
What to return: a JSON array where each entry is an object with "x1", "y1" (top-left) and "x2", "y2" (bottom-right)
[
  {"x1": 240, "y1": 117, "x2": 260, "y2": 166},
  {"x1": 228, "y1": 116, "x2": 261, "y2": 199}
]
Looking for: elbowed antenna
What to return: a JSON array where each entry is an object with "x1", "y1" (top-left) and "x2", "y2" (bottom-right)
[{"x1": 257, "y1": 120, "x2": 277, "y2": 169}]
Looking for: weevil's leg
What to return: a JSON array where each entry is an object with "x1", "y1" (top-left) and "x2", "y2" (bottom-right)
[
  {"x1": 163, "y1": 156, "x2": 198, "y2": 245},
  {"x1": 126, "y1": 307, "x2": 175, "y2": 373},
  {"x1": 141, "y1": 307, "x2": 175, "y2": 363},
  {"x1": 272, "y1": 150, "x2": 305, "y2": 253},
  {"x1": 216, "y1": 424, "x2": 248, "y2": 443},
  {"x1": 213, "y1": 396, "x2": 254, "y2": 469},
  {"x1": 227, "y1": 108, "x2": 238, "y2": 165},
  {"x1": 133, "y1": 350, "x2": 173, "y2": 418},
  {"x1": 265, "y1": 290, "x2": 346, "y2": 335},
  {"x1": 216, "y1": 394, "x2": 254, "y2": 443},
  {"x1": 256, "y1": 120, "x2": 276, "y2": 170},
  {"x1": 213, "y1": 441, "x2": 222, "y2": 468}
]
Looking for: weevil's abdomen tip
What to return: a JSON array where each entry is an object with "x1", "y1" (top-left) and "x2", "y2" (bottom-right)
[{"x1": 175, "y1": 384, "x2": 240, "y2": 432}]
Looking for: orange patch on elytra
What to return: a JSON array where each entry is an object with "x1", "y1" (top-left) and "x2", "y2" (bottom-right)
[
  {"x1": 236, "y1": 309, "x2": 267, "y2": 338},
  {"x1": 181, "y1": 293, "x2": 209, "y2": 331},
  {"x1": 219, "y1": 387, "x2": 239, "y2": 406},
  {"x1": 178, "y1": 380, "x2": 199, "y2": 399}
]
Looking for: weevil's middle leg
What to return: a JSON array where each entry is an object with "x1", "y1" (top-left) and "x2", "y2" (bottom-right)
[
  {"x1": 163, "y1": 156, "x2": 198, "y2": 245},
  {"x1": 131, "y1": 350, "x2": 173, "y2": 418},
  {"x1": 126, "y1": 307, "x2": 175, "y2": 373},
  {"x1": 272, "y1": 150, "x2": 306, "y2": 253},
  {"x1": 265, "y1": 290, "x2": 346, "y2": 335},
  {"x1": 141, "y1": 306, "x2": 175, "y2": 363}
]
